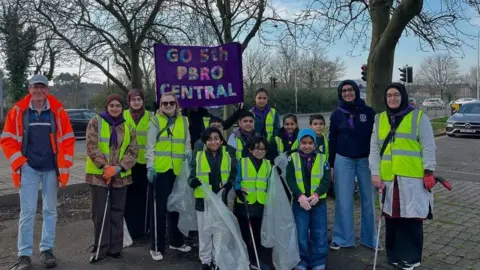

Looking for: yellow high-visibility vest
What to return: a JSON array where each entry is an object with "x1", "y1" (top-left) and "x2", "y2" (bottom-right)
[
  {"x1": 194, "y1": 147, "x2": 231, "y2": 198},
  {"x1": 376, "y1": 109, "x2": 424, "y2": 181},
  {"x1": 85, "y1": 116, "x2": 132, "y2": 177},
  {"x1": 152, "y1": 115, "x2": 189, "y2": 175},
  {"x1": 203, "y1": 117, "x2": 210, "y2": 129},
  {"x1": 123, "y1": 110, "x2": 153, "y2": 164},
  {"x1": 250, "y1": 108, "x2": 277, "y2": 141},
  {"x1": 291, "y1": 152, "x2": 327, "y2": 198},
  {"x1": 237, "y1": 158, "x2": 271, "y2": 205}
]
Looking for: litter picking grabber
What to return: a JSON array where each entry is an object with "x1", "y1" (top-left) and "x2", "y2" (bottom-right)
[
  {"x1": 153, "y1": 176, "x2": 158, "y2": 254},
  {"x1": 242, "y1": 194, "x2": 261, "y2": 269},
  {"x1": 145, "y1": 184, "x2": 149, "y2": 235},
  {"x1": 373, "y1": 187, "x2": 386, "y2": 270},
  {"x1": 95, "y1": 182, "x2": 111, "y2": 261}
]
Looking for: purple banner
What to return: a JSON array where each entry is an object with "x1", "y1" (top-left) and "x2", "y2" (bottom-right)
[{"x1": 154, "y1": 43, "x2": 244, "y2": 108}]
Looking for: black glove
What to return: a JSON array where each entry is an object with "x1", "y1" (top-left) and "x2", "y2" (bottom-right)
[
  {"x1": 235, "y1": 189, "x2": 248, "y2": 202},
  {"x1": 190, "y1": 178, "x2": 202, "y2": 189},
  {"x1": 276, "y1": 166, "x2": 283, "y2": 175}
]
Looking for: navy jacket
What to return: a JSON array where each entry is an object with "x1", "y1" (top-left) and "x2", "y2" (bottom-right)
[{"x1": 328, "y1": 80, "x2": 375, "y2": 167}]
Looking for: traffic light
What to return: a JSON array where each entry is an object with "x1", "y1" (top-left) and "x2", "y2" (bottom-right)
[
  {"x1": 406, "y1": 66, "x2": 413, "y2": 83},
  {"x1": 399, "y1": 67, "x2": 407, "y2": 83},
  {"x1": 361, "y1": 64, "x2": 367, "y2": 81}
]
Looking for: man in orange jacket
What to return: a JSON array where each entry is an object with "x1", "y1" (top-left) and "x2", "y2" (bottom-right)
[{"x1": 0, "y1": 74, "x2": 75, "y2": 270}]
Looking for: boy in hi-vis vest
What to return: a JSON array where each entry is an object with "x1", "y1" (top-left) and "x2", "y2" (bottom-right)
[
  {"x1": 286, "y1": 128, "x2": 331, "y2": 270},
  {"x1": 188, "y1": 127, "x2": 237, "y2": 270}
]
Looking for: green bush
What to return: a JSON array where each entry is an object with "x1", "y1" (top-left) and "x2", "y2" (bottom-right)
[{"x1": 244, "y1": 87, "x2": 338, "y2": 114}]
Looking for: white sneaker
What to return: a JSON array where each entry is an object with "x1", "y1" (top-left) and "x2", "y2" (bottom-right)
[
  {"x1": 169, "y1": 244, "x2": 192, "y2": 252},
  {"x1": 150, "y1": 250, "x2": 163, "y2": 261}
]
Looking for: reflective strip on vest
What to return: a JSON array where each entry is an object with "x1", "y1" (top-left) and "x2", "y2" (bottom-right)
[
  {"x1": 85, "y1": 116, "x2": 132, "y2": 177},
  {"x1": 291, "y1": 152, "x2": 327, "y2": 198},
  {"x1": 274, "y1": 136, "x2": 284, "y2": 153},
  {"x1": 376, "y1": 110, "x2": 424, "y2": 181},
  {"x1": 194, "y1": 148, "x2": 231, "y2": 198},
  {"x1": 153, "y1": 115, "x2": 188, "y2": 175},
  {"x1": 124, "y1": 110, "x2": 152, "y2": 164},
  {"x1": 238, "y1": 158, "x2": 271, "y2": 205}
]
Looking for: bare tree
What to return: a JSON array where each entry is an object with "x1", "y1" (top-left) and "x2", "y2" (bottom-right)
[
  {"x1": 459, "y1": 66, "x2": 478, "y2": 97},
  {"x1": 417, "y1": 54, "x2": 460, "y2": 100},
  {"x1": 30, "y1": 0, "x2": 188, "y2": 93},
  {"x1": 304, "y1": 0, "x2": 479, "y2": 110},
  {"x1": 242, "y1": 45, "x2": 271, "y2": 94}
]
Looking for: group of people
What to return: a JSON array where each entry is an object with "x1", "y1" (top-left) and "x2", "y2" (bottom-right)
[{"x1": 0, "y1": 74, "x2": 437, "y2": 270}]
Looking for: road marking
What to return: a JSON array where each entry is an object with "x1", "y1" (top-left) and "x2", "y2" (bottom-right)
[{"x1": 436, "y1": 168, "x2": 480, "y2": 176}]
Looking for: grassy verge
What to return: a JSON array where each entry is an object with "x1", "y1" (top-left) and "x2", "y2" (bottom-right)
[{"x1": 431, "y1": 116, "x2": 448, "y2": 135}]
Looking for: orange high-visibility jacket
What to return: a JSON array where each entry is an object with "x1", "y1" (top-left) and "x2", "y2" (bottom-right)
[{"x1": 0, "y1": 94, "x2": 75, "y2": 188}]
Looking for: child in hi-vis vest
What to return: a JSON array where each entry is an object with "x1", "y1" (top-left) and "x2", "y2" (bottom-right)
[
  {"x1": 286, "y1": 128, "x2": 331, "y2": 270},
  {"x1": 233, "y1": 136, "x2": 273, "y2": 269},
  {"x1": 188, "y1": 127, "x2": 237, "y2": 270}
]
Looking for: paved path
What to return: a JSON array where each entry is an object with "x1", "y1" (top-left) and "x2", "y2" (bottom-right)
[{"x1": 0, "y1": 136, "x2": 478, "y2": 269}]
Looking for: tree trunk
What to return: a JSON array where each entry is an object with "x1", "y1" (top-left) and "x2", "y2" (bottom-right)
[{"x1": 130, "y1": 49, "x2": 142, "y2": 90}]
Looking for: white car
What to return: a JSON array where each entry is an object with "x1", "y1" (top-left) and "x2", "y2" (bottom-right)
[{"x1": 422, "y1": 98, "x2": 445, "y2": 108}]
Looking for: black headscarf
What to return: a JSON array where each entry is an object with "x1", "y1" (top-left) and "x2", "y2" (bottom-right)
[
  {"x1": 384, "y1": 83, "x2": 413, "y2": 130},
  {"x1": 336, "y1": 80, "x2": 366, "y2": 130}
]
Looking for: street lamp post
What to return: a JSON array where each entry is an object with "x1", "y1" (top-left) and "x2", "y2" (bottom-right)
[
  {"x1": 294, "y1": 18, "x2": 298, "y2": 113},
  {"x1": 477, "y1": 33, "x2": 479, "y2": 100}
]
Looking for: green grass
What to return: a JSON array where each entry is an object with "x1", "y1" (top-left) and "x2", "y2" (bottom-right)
[{"x1": 431, "y1": 116, "x2": 448, "y2": 135}]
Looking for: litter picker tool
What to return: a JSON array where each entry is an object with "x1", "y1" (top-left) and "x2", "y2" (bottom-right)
[{"x1": 242, "y1": 194, "x2": 261, "y2": 269}]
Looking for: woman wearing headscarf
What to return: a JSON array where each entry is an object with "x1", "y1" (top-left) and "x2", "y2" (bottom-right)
[
  {"x1": 85, "y1": 94, "x2": 138, "y2": 263},
  {"x1": 369, "y1": 83, "x2": 436, "y2": 269},
  {"x1": 123, "y1": 89, "x2": 154, "y2": 240},
  {"x1": 145, "y1": 92, "x2": 192, "y2": 261},
  {"x1": 329, "y1": 80, "x2": 377, "y2": 251}
]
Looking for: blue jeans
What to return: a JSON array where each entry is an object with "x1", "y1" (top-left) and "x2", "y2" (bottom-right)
[
  {"x1": 18, "y1": 164, "x2": 58, "y2": 257},
  {"x1": 292, "y1": 202, "x2": 328, "y2": 269},
  {"x1": 333, "y1": 154, "x2": 377, "y2": 248}
]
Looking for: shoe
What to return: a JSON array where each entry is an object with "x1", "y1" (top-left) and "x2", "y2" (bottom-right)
[
  {"x1": 202, "y1": 264, "x2": 211, "y2": 270},
  {"x1": 329, "y1": 242, "x2": 341, "y2": 250},
  {"x1": 169, "y1": 244, "x2": 191, "y2": 252},
  {"x1": 312, "y1": 266, "x2": 326, "y2": 270},
  {"x1": 150, "y1": 250, "x2": 163, "y2": 261},
  {"x1": 40, "y1": 249, "x2": 57, "y2": 268},
  {"x1": 249, "y1": 264, "x2": 259, "y2": 270},
  {"x1": 9, "y1": 256, "x2": 32, "y2": 270},
  {"x1": 107, "y1": 252, "x2": 123, "y2": 259},
  {"x1": 89, "y1": 255, "x2": 104, "y2": 264},
  {"x1": 397, "y1": 261, "x2": 421, "y2": 270},
  {"x1": 388, "y1": 260, "x2": 398, "y2": 266}
]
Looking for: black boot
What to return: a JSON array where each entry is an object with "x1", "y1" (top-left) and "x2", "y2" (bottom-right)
[{"x1": 9, "y1": 256, "x2": 31, "y2": 270}]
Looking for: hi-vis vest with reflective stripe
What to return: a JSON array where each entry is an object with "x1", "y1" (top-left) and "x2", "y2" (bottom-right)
[
  {"x1": 194, "y1": 148, "x2": 231, "y2": 198},
  {"x1": 152, "y1": 115, "x2": 188, "y2": 175},
  {"x1": 237, "y1": 158, "x2": 271, "y2": 205},
  {"x1": 203, "y1": 117, "x2": 210, "y2": 129},
  {"x1": 234, "y1": 136, "x2": 246, "y2": 160},
  {"x1": 123, "y1": 110, "x2": 153, "y2": 164},
  {"x1": 291, "y1": 152, "x2": 327, "y2": 198},
  {"x1": 250, "y1": 107, "x2": 277, "y2": 141},
  {"x1": 85, "y1": 116, "x2": 132, "y2": 177},
  {"x1": 376, "y1": 109, "x2": 424, "y2": 181}
]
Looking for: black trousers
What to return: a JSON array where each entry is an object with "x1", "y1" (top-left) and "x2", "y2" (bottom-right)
[
  {"x1": 385, "y1": 218, "x2": 423, "y2": 264},
  {"x1": 124, "y1": 163, "x2": 149, "y2": 239},
  {"x1": 150, "y1": 169, "x2": 185, "y2": 252},
  {"x1": 90, "y1": 185, "x2": 127, "y2": 258},
  {"x1": 236, "y1": 214, "x2": 273, "y2": 269}
]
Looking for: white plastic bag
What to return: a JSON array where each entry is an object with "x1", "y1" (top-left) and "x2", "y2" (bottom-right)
[
  {"x1": 202, "y1": 186, "x2": 250, "y2": 270},
  {"x1": 123, "y1": 218, "x2": 133, "y2": 248},
  {"x1": 167, "y1": 160, "x2": 197, "y2": 236},
  {"x1": 261, "y1": 166, "x2": 300, "y2": 270},
  {"x1": 274, "y1": 153, "x2": 288, "y2": 179}
]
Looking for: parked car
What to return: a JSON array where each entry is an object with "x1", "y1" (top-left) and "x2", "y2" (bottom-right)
[
  {"x1": 408, "y1": 97, "x2": 418, "y2": 108},
  {"x1": 66, "y1": 109, "x2": 96, "y2": 139},
  {"x1": 449, "y1": 98, "x2": 477, "y2": 114},
  {"x1": 446, "y1": 101, "x2": 480, "y2": 137},
  {"x1": 422, "y1": 98, "x2": 445, "y2": 108}
]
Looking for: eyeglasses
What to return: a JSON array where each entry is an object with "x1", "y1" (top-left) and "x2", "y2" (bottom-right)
[
  {"x1": 161, "y1": 101, "x2": 176, "y2": 107},
  {"x1": 341, "y1": 88, "x2": 354, "y2": 93},
  {"x1": 387, "y1": 93, "x2": 401, "y2": 99}
]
